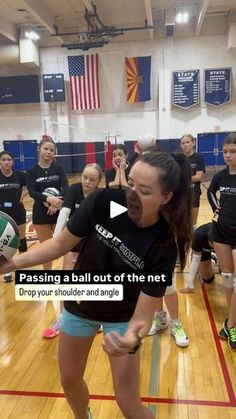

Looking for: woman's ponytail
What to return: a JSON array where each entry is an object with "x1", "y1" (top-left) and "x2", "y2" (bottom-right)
[{"x1": 140, "y1": 151, "x2": 192, "y2": 269}]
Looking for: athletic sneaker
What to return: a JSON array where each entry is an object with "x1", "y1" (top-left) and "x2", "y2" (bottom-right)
[
  {"x1": 148, "y1": 311, "x2": 168, "y2": 336},
  {"x1": 223, "y1": 319, "x2": 236, "y2": 351},
  {"x1": 43, "y1": 320, "x2": 60, "y2": 339},
  {"x1": 218, "y1": 327, "x2": 227, "y2": 340},
  {"x1": 171, "y1": 323, "x2": 189, "y2": 347},
  {"x1": 3, "y1": 273, "x2": 13, "y2": 283},
  {"x1": 175, "y1": 253, "x2": 181, "y2": 267},
  {"x1": 88, "y1": 407, "x2": 92, "y2": 418}
]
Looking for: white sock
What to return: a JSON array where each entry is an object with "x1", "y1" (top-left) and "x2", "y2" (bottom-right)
[
  {"x1": 170, "y1": 318, "x2": 179, "y2": 327},
  {"x1": 155, "y1": 310, "x2": 165, "y2": 317},
  {"x1": 187, "y1": 253, "x2": 201, "y2": 288}
]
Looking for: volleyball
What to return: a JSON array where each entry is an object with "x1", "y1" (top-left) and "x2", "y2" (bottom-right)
[
  {"x1": 42, "y1": 187, "x2": 61, "y2": 208},
  {"x1": 137, "y1": 132, "x2": 155, "y2": 150},
  {"x1": 42, "y1": 187, "x2": 61, "y2": 197},
  {"x1": 0, "y1": 211, "x2": 20, "y2": 264}
]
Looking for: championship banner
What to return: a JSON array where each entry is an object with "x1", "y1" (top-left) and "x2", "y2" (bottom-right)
[
  {"x1": 172, "y1": 70, "x2": 199, "y2": 109},
  {"x1": 204, "y1": 68, "x2": 231, "y2": 107}
]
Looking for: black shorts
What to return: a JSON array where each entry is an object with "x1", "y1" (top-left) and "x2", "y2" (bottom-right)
[
  {"x1": 201, "y1": 249, "x2": 212, "y2": 262},
  {"x1": 15, "y1": 214, "x2": 27, "y2": 226},
  {"x1": 4, "y1": 206, "x2": 26, "y2": 226},
  {"x1": 32, "y1": 202, "x2": 59, "y2": 224},
  {"x1": 212, "y1": 220, "x2": 236, "y2": 248}
]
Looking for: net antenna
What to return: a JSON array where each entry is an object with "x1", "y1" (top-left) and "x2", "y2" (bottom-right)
[{"x1": 105, "y1": 131, "x2": 119, "y2": 145}]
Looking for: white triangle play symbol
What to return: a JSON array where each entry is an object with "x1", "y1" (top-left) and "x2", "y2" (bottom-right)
[{"x1": 110, "y1": 201, "x2": 127, "y2": 219}]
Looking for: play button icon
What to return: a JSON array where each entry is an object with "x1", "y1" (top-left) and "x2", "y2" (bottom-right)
[
  {"x1": 110, "y1": 200, "x2": 127, "y2": 219},
  {"x1": 93, "y1": 187, "x2": 143, "y2": 235}
]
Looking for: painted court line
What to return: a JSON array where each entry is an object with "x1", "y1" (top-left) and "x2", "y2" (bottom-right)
[
  {"x1": 148, "y1": 333, "x2": 159, "y2": 416},
  {"x1": 201, "y1": 284, "x2": 236, "y2": 404},
  {"x1": 0, "y1": 389, "x2": 235, "y2": 407}
]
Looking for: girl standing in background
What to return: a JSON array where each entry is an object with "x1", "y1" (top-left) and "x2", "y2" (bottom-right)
[
  {"x1": 26, "y1": 136, "x2": 69, "y2": 271},
  {"x1": 207, "y1": 132, "x2": 236, "y2": 351},
  {"x1": 105, "y1": 144, "x2": 130, "y2": 187},
  {"x1": 0, "y1": 150, "x2": 28, "y2": 282},
  {"x1": 180, "y1": 134, "x2": 205, "y2": 229}
]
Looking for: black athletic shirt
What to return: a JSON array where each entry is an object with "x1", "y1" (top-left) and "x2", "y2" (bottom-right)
[
  {"x1": 65, "y1": 189, "x2": 177, "y2": 322},
  {"x1": 62, "y1": 183, "x2": 84, "y2": 217},
  {"x1": 26, "y1": 163, "x2": 69, "y2": 224},
  {"x1": 0, "y1": 170, "x2": 26, "y2": 221},
  {"x1": 105, "y1": 166, "x2": 131, "y2": 187},
  {"x1": 207, "y1": 167, "x2": 236, "y2": 235},
  {"x1": 188, "y1": 152, "x2": 205, "y2": 196},
  {"x1": 62, "y1": 183, "x2": 85, "y2": 253},
  {"x1": 192, "y1": 223, "x2": 213, "y2": 254}
]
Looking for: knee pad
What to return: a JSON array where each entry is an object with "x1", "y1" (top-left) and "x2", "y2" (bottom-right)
[
  {"x1": 221, "y1": 272, "x2": 234, "y2": 289},
  {"x1": 233, "y1": 275, "x2": 236, "y2": 293},
  {"x1": 164, "y1": 284, "x2": 176, "y2": 296},
  {"x1": 202, "y1": 275, "x2": 215, "y2": 284},
  {"x1": 18, "y1": 237, "x2": 27, "y2": 252}
]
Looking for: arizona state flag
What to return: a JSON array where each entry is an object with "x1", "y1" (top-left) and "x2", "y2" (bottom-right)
[{"x1": 125, "y1": 56, "x2": 151, "y2": 103}]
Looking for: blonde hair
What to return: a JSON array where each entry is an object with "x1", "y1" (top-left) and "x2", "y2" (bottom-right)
[{"x1": 83, "y1": 163, "x2": 103, "y2": 182}]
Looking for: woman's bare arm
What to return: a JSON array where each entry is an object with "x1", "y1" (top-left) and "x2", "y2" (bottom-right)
[{"x1": 0, "y1": 228, "x2": 81, "y2": 273}]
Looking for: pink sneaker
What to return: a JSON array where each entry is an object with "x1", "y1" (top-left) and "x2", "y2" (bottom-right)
[{"x1": 43, "y1": 320, "x2": 60, "y2": 338}]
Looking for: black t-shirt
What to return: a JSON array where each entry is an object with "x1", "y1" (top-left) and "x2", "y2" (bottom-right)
[
  {"x1": 0, "y1": 170, "x2": 26, "y2": 219},
  {"x1": 105, "y1": 166, "x2": 131, "y2": 187},
  {"x1": 192, "y1": 223, "x2": 213, "y2": 254},
  {"x1": 65, "y1": 189, "x2": 177, "y2": 322},
  {"x1": 26, "y1": 163, "x2": 69, "y2": 224},
  {"x1": 62, "y1": 182, "x2": 85, "y2": 253},
  {"x1": 188, "y1": 152, "x2": 205, "y2": 195},
  {"x1": 207, "y1": 167, "x2": 236, "y2": 235},
  {"x1": 62, "y1": 183, "x2": 85, "y2": 217}
]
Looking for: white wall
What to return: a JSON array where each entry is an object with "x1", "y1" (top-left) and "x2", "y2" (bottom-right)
[{"x1": 0, "y1": 34, "x2": 236, "y2": 149}]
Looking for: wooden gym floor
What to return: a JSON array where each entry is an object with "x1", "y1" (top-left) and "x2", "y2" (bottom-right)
[{"x1": 0, "y1": 177, "x2": 235, "y2": 418}]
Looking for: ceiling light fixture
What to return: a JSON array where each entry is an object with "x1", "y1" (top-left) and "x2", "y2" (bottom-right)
[
  {"x1": 175, "y1": 12, "x2": 189, "y2": 24},
  {"x1": 25, "y1": 30, "x2": 40, "y2": 40}
]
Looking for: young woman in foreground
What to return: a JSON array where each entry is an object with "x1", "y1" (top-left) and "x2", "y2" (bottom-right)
[{"x1": 1, "y1": 151, "x2": 192, "y2": 418}]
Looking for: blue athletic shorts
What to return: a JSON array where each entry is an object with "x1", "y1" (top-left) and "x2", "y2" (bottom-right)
[{"x1": 60, "y1": 309, "x2": 129, "y2": 337}]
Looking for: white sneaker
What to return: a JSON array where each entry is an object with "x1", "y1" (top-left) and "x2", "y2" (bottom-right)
[
  {"x1": 171, "y1": 323, "x2": 189, "y2": 347},
  {"x1": 211, "y1": 253, "x2": 220, "y2": 273},
  {"x1": 148, "y1": 312, "x2": 168, "y2": 336}
]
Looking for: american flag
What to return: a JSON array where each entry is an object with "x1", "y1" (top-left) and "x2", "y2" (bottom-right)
[{"x1": 68, "y1": 54, "x2": 100, "y2": 110}]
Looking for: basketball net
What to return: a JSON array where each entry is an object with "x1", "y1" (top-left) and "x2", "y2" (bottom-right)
[{"x1": 78, "y1": 22, "x2": 90, "y2": 43}]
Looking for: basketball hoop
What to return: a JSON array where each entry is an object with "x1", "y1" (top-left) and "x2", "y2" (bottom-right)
[
  {"x1": 79, "y1": 24, "x2": 90, "y2": 43},
  {"x1": 79, "y1": 32, "x2": 89, "y2": 42}
]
